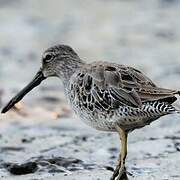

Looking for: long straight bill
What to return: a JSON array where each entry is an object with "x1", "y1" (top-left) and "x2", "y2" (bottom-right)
[{"x1": 1, "y1": 69, "x2": 46, "y2": 114}]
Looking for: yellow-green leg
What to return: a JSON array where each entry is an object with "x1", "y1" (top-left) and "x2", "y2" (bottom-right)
[{"x1": 111, "y1": 125, "x2": 129, "y2": 180}]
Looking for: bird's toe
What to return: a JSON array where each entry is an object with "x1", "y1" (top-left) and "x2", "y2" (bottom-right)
[
  {"x1": 110, "y1": 164, "x2": 120, "y2": 180},
  {"x1": 110, "y1": 165, "x2": 129, "y2": 180}
]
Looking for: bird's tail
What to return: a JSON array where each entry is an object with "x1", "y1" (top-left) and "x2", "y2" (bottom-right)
[
  {"x1": 174, "y1": 109, "x2": 180, "y2": 114},
  {"x1": 174, "y1": 91, "x2": 180, "y2": 113}
]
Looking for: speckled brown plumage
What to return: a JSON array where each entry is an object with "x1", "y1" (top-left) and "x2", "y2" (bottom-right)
[{"x1": 65, "y1": 61, "x2": 179, "y2": 133}]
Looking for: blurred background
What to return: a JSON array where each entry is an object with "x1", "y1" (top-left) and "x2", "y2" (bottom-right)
[{"x1": 0, "y1": 0, "x2": 180, "y2": 180}]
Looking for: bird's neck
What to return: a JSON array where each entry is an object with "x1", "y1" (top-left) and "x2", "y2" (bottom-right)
[{"x1": 57, "y1": 57, "x2": 85, "y2": 84}]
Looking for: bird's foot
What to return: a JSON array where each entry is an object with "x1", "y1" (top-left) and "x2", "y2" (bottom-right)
[{"x1": 110, "y1": 163, "x2": 129, "y2": 180}]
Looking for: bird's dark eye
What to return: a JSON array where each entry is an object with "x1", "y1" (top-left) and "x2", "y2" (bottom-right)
[{"x1": 43, "y1": 54, "x2": 53, "y2": 62}]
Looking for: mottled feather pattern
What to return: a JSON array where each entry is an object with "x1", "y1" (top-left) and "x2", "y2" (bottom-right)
[{"x1": 65, "y1": 61, "x2": 179, "y2": 131}]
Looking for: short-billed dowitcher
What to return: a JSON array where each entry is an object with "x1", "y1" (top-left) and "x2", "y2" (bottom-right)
[{"x1": 2, "y1": 45, "x2": 180, "y2": 180}]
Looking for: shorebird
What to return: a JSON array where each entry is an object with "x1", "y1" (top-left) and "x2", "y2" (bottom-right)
[{"x1": 1, "y1": 44, "x2": 180, "y2": 180}]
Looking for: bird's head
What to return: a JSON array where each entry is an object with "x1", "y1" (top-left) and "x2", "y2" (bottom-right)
[
  {"x1": 1, "y1": 44, "x2": 83, "y2": 114},
  {"x1": 41, "y1": 44, "x2": 81, "y2": 78}
]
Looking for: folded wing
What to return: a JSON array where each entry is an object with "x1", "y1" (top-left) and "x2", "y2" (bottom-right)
[{"x1": 72, "y1": 62, "x2": 178, "y2": 111}]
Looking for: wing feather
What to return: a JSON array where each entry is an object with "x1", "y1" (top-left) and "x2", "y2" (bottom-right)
[{"x1": 71, "y1": 62, "x2": 178, "y2": 111}]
